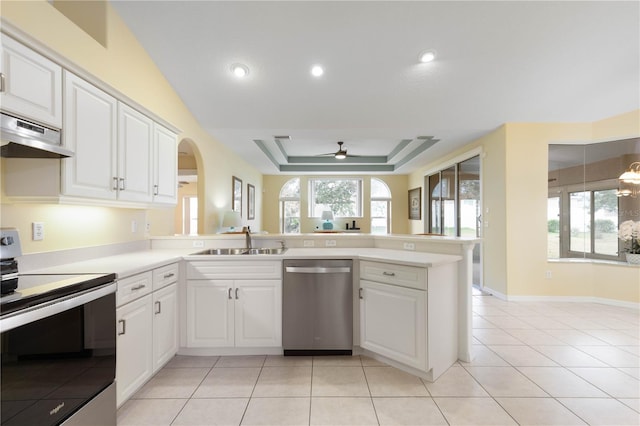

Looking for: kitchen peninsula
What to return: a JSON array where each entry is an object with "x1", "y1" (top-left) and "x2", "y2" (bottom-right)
[{"x1": 22, "y1": 232, "x2": 476, "y2": 387}]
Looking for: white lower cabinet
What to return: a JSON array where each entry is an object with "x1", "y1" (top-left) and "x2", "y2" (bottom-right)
[
  {"x1": 186, "y1": 261, "x2": 282, "y2": 349},
  {"x1": 359, "y1": 260, "x2": 458, "y2": 381},
  {"x1": 116, "y1": 263, "x2": 179, "y2": 407},
  {"x1": 186, "y1": 279, "x2": 282, "y2": 348},
  {"x1": 152, "y1": 283, "x2": 178, "y2": 372},
  {"x1": 116, "y1": 293, "x2": 153, "y2": 406},
  {"x1": 359, "y1": 279, "x2": 426, "y2": 370}
]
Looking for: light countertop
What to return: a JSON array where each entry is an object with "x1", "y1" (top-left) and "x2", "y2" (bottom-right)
[{"x1": 27, "y1": 247, "x2": 461, "y2": 279}]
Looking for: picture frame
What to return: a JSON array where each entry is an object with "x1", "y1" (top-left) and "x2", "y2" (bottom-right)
[
  {"x1": 247, "y1": 183, "x2": 255, "y2": 220},
  {"x1": 408, "y1": 187, "x2": 421, "y2": 220},
  {"x1": 232, "y1": 176, "x2": 242, "y2": 216}
]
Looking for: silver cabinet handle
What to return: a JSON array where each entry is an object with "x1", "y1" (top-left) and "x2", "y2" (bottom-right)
[
  {"x1": 163, "y1": 273, "x2": 175, "y2": 279},
  {"x1": 131, "y1": 284, "x2": 146, "y2": 291},
  {"x1": 153, "y1": 184, "x2": 159, "y2": 196},
  {"x1": 119, "y1": 178, "x2": 125, "y2": 191},
  {"x1": 235, "y1": 288, "x2": 239, "y2": 299},
  {"x1": 155, "y1": 301, "x2": 161, "y2": 315},
  {"x1": 0, "y1": 73, "x2": 5, "y2": 93},
  {"x1": 118, "y1": 319, "x2": 126, "y2": 336},
  {"x1": 382, "y1": 271, "x2": 396, "y2": 277},
  {"x1": 228, "y1": 288, "x2": 232, "y2": 299},
  {"x1": 112, "y1": 177, "x2": 119, "y2": 190},
  {"x1": 359, "y1": 288, "x2": 363, "y2": 299}
]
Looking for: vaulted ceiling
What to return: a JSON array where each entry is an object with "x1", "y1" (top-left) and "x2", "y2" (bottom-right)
[{"x1": 111, "y1": 1, "x2": 639, "y2": 174}]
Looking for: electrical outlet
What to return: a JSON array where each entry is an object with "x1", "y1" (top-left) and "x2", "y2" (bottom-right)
[
  {"x1": 192, "y1": 240, "x2": 204, "y2": 248},
  {"x1": 32, "y1": 222, "x2": 44, "y2": 241},
  {"x1": 545, "y1": 270, "x2": 552, "y2": 279},
  {"x1": 403, "y1": 242, "x2": 415, "y2": 250},
  {"x1": 303, "y1": 240, "x2": 315, "y2": 247},
  {"x1": 325, "y1": 240, "x2": 336, "y2": 247},
  {"x1": 145, "y1": 222, "x2": 151, "y2": 232},
  {"x1": 131, "y1": 220, "x2": 137, "y2": 233}
]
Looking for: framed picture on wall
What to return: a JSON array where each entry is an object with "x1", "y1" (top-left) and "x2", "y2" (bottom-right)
[
  {"x1": 233, "y1": 176, "x2": 242, "y2": 216},
  {"x1": 247, "y1": 183, "x2": 255, "y2": 220},
  {"x1": 409, "y1": 187, "x2": 421, "y2": 220}
]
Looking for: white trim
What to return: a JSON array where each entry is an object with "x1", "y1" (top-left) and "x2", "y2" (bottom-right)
[
  {"x1": 506, "y1": 295, "x2": 640, "y2": 310},
  {"x1": 422, "y1": 146, "x2": 483, "y2": 178},
  {"x1": 481, "y1": 286, "x2": 507, "y2": 300},
  {"x1": 479, "y1": 287, "x2": 639, "y2": 309}
]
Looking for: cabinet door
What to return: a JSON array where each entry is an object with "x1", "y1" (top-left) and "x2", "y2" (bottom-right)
[
  {"x1": 359, "y1": 280, "x2": 426, "y2": 370},
  {"x1": 235, "y1": 280, "x2": 282, "y2": 347},
  {"x1": 186, "y1": 280, "x2": 234, "y2": 347},
  {"x1": 153, "y1": 284, "x2": 178, "y2": 372},
  {"x1": 153, "y1": 124, "x2": 178, "y2": 204},
  {"x1": 0, "y1": 36, "x2": 62, "y2": 128},
  {"x1": 116, "y1": 295, "x2": 153, "y2": 407},
  {"x1": 117, "y1": 103, "x2": 153, "y2": 202},
  {"x1": 62, "y1": 71, "x2": 118, "y2": 199}
]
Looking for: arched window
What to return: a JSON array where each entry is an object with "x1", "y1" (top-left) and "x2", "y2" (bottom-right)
[
  {"x1": 371, "y1": 178, "x2": 391, "y2": 234},
  {"x1": 279, "y1": 178, "x2": 300, "y2": 233}
]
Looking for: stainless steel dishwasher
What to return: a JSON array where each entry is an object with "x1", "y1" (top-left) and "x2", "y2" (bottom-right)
[{"x1": 283, "y1": 259, "x2": 353, "y2": 355}]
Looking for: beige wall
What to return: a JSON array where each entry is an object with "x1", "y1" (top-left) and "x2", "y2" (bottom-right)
[
  {"x1": 409, "y1": 110, "x2": 640, "y2": 303},
  {"x1": 262, "y1": 175, "x2": 408, "y2": 235},
  {"x1": 0, "y1": 1, "x2": 262, "y2": 252}
]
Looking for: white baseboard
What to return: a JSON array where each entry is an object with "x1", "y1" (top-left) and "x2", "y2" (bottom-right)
[{"x1": 480, "y1": 287, "x2": 639, "y2": 310}]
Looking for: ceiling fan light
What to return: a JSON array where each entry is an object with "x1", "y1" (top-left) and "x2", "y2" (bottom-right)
[
  {"x1": 335, "y1": 152, "x2": 346, "y2": 159},
  {"x1": 311, "y1": 65, "x2": 324, "y2": 77},
  {"x1": 231, "y1": 63, "x2": 249, "y2": 78},
  {"x1": 418, "y1": 49, "x2": 437, "y2": 63}
]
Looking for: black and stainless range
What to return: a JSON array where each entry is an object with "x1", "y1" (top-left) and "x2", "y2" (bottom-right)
[{"x1": 0, "y1": 228, "x2": 117, "y2": 426}]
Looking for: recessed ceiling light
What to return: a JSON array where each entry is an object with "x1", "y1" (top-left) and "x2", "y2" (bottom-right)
[
  {"x1": 311, "y1": 65, "x2": 324, "y2": 77},
  {"x1": 418, "y1": 49, "x2": 437, "y2": 63},
  {"x1": 231, "y1": 63, "x2": 249, "y2": 78}
]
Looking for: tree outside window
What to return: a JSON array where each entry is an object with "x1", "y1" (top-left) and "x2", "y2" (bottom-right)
[{"x1": 309, "y1": 178, "x2": 362, "y2": 217}]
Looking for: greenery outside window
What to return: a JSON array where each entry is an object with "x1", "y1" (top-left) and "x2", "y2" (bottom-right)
[
  {"x1": 308, "y1": 178, "x2": 363, "y2": 217},
  {"x1": 279, "y1": 178, "x2": 300, "y2": 234}
]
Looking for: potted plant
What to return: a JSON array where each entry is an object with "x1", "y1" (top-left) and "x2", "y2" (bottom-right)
[{"x1": 618, "y1": 220, "x2": 640, "y2": 264}]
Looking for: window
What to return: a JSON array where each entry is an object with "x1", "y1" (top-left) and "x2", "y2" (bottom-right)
[
  {"x1": 308, "y1": 178, "x2": 362, "y2": 217},
  {"x1": 279, "y1": 178, "x2": 300, "y2": 234},
  {"x1": 569, "y1": 187, "x2": 619, "y2": 258},
  {"x1": 371, "y1": 178, "x2": 391, "y2": 234}
]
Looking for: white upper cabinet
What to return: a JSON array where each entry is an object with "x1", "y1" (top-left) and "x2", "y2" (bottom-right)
[
  {"x1": 62, "y1": 71, "x2": 118, "y2": 200},
  {"x1": 153, "y1": 124, "x2": 178, "y2": 204},
  {"x1": 118, "y1": 103, "x2": 153, "y2": 203},
  {"x1": 0, "y1": 35, "x2": 62, "y2": 128}
]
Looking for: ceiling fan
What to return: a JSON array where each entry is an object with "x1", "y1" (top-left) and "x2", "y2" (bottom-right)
[{"x1": 318, "y1": 141, "x2": 353, "y2": 159}]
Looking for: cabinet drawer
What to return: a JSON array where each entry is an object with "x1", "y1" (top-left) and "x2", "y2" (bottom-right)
[
  {"x1": 360, "y1": 261, "x2": 426, "y2": 290},
  {"x1": 187, "y1": 261, "x2": 282, "y2": 280},
  {"x1": 117, "y1": 271, "x2": 153, "y2": 306},
  {"x1": 153, "y1": 263, "x2": 179, "y2": 291}
]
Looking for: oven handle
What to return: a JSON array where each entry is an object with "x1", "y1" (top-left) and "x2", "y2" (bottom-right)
[{"x1": 0, "y1": 282, "x2": 116, "y2": 333}]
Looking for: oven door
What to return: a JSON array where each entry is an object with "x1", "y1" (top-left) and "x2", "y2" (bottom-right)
[{"x1": 1, "y1": 284, "x2": 116, "y2": 426}]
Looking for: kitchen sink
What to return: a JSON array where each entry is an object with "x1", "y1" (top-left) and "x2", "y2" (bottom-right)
[{"x1": 191, "y1": 247, "x2": 287, "y2": 255}]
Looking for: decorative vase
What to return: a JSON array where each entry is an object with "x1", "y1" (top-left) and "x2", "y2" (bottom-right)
[{"x1": 626, "y1": 253, "x2": 640, "y2": 265}]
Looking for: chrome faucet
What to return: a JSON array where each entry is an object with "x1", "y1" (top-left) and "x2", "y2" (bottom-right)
[{"x1": 245, "y1": 227, "x2": 252, "y2": 249}]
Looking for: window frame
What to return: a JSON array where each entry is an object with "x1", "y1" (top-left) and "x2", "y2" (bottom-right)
[
  {"x1": 308, "y1": 177, "x2": 363, "y2": 218},
  {"x1": 370, "y1": 178, "x2": 392, "y2": 234},
  {"x1": 555, "y1": 178, "x2": 622, "y2": 261},
  {"x1": 279, "y1": 178, "x2": 301, "y2": 234}
]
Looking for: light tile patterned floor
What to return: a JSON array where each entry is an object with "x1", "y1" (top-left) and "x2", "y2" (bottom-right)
[{"x1": 117, "y1": 294, "x2": 640, "y2": 425}]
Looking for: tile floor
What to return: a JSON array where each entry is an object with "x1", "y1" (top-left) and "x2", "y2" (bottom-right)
[{"x1": 117, "y1": 293, "x2": 640, "y2": 425}]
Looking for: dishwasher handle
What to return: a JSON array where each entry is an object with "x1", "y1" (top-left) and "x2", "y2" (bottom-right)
[{"x1": 285, "y1": 266, "x2": 351, "y2": 274}]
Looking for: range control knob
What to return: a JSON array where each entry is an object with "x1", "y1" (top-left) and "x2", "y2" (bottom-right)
[{"x1": 0, "y1": 236, "x2": 14, "y2": 246}]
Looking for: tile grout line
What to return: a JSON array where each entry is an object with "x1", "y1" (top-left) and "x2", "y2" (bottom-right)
[
  {"x1": 360, "y1": 358, "x2": 381, "y2": 426},
  {"x1": 237, "y1": 356, "x2": 265, "y2": 426}
]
